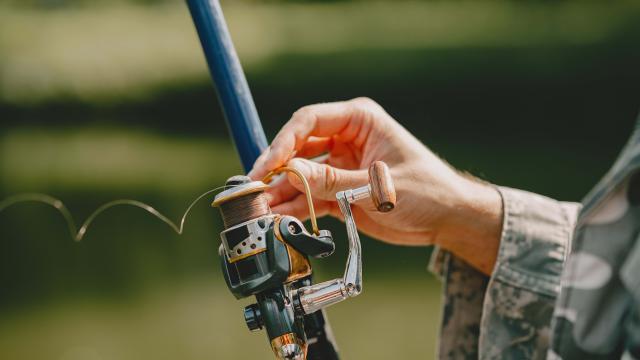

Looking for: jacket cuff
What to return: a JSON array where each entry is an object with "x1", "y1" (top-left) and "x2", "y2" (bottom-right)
[{"x1": 492, "y1": 187, "x2": 580, "y2": 297}]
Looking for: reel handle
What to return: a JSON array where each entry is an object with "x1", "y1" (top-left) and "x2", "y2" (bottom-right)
[
  {"x1": 368, "y1": 161, "x2": 396, "y2": 212},
  {"x1": 342, "y1": 161, "x2": 396, "y2": 213},
  {"x1": 294, "y1": 161, "x2": 396, "y2": 316}
]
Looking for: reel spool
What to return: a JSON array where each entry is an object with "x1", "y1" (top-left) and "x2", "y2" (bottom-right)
[{"x1": 212, "y1": 161, "x2": 396, "y2": 360}]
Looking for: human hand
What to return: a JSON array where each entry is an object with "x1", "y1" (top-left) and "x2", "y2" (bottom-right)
[{"x1": 248, "y1": 98, "x2": 502, "y2": 273}]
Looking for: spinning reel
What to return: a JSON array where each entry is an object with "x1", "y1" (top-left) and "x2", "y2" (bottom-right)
[{"x1": 212, "y1": 161, "x2": 396, "y2": 360}]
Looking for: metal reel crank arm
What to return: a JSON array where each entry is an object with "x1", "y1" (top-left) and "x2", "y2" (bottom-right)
[{"x1": 292, "y1": 161, "x2": 396, "y2": 315}]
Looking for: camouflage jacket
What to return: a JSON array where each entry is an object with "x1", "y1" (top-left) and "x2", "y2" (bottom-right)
[{"x1": 430, "y1": 118, "x2": 640, "y2": 359}]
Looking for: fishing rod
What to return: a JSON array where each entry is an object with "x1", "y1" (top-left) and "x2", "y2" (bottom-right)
[{"x1": 185, "y1": 1, "x2": 398, "y2": 359}]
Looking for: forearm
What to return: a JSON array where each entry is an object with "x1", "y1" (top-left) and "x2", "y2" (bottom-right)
[{"x1": 434, "y1": 177, "x2": 504, "y2": 275}]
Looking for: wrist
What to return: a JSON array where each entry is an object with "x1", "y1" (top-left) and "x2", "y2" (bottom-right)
[{"x1": 435, "y1": 175, "x2": 504, "y2": 275}]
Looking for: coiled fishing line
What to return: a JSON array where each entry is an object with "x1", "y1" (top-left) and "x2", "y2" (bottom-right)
[{"x1": 0, "y1": 185, "x2": 231, "y2": 242}]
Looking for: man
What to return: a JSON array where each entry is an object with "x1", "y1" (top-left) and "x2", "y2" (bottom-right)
[{"x1": 248, "y1": 97, "x2": 639, "y2": 359}]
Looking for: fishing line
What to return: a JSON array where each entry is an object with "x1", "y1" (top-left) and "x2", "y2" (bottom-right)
[
  {"x1": 0, "y1": 185, "x2": 231, "y2": 242},
  {"x1": 218, "y1": 191, "x2": 270, "y2": 229}
]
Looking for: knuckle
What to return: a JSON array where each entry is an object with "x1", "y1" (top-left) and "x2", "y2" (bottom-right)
[
  {"x1": 351, "y1": 97, "x2": 378, "y2": 108},
  {"x1": 350, "y1": 97, "x2": 384, "y2": 124},
  {"x1": 269, "y1": 133, "x2": 284, "y2": 149},
  {"x1": 321, "y1": 164, "x2": 339, "y2": 194},
  {"x1": 292, "y1": 106, "x2": 314, "y2": 121}
]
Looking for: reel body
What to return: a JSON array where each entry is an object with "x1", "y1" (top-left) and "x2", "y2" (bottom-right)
[
  {"x1": 213, "y1": 162, "x2": 396, "y2": 360},
  {"x1": 219, "y1": 215, "x2": 334, "y2": 299}
]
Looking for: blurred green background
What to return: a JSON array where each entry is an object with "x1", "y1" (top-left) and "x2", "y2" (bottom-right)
[{"x1": 1, "y1": 0, "x2": 639, "y2": 359}]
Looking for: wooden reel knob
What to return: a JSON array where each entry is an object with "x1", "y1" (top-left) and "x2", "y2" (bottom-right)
[{"x1": 368, "y1": 161, "x2": 396, "y2": 212}]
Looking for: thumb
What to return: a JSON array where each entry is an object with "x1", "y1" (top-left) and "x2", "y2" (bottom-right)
[{"x1": 287, "y1": 158, "x2": 368, "y2": 201}]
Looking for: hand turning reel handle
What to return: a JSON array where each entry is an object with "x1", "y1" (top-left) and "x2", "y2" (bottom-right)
[{"x1": 212, "y1": 161, "x2": 395, "y2": 360}]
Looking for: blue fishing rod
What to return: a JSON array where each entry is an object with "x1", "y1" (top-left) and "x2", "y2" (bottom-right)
[
  {"x1": 185, "y1": 0, "x2": 266, "y2": 171},
  {"x1": 186, "y1": 1, "x2": 343, "y2": 359}
]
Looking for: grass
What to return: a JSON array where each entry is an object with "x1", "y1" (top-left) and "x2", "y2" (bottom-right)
[{"x1": 0, "y1": 277, "x2": 442, "y2": 360}]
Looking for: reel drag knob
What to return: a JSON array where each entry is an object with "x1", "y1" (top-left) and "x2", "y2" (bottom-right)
[{"x1": 243, "y1": 304, "x2": 263, "y2": 332}]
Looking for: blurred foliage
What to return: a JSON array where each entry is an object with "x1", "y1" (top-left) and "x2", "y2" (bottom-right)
[
  {"x1": 1, "y1": 1, "x2": 639, "y2": 103},
  {"x1": 1, "y1": 0, "x2": 639, "y2": 359}
]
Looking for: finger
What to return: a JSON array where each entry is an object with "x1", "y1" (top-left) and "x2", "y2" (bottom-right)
[
  {"x1": 286, "y1": 158, "x2": 368, "y2": 201},
  {"x1": 271, "y1": 194, "x2": 335, "y2": 221},
  {"x1": 326, "y1": 139, "x2": 360, "y2": 169},
  {"x1": 264, "y1": 154, "x2": 330, "y2": 208},
  {"x1": 296, "y1": 136, "x2": 334, "y2": 159},
  {"x1": 265, "y1": 177, "x2": 299, "y2": 206},
  {"x1": 250, "y1": 99, "x2": 375, "y2": 179},
  {"x1": 248, "y1": 146, "x2": 271, "y2": 180}
]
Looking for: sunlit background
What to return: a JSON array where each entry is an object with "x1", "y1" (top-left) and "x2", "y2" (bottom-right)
[{"x1": 1, "y1": 0, "x2": 639, "y2": 359}]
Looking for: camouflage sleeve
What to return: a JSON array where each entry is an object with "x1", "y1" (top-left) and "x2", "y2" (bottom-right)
[
  {"x1": 430, "y1": 187, "x2": 580, "y2": 360},
  {"x1": 481, "y1": 187, "x2": 580, "y2": 359},
  {"x1": 429, "y1": 248, "x2": 489, "y2": 359}
]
